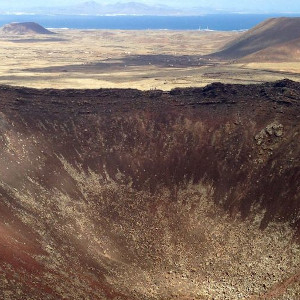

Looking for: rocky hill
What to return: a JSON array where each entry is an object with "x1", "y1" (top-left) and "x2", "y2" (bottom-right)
[
  {"x1": 0, "y1": 22, "x2": 54, "y2": 35},
  {"x1": 0, "y1": 80, "x2": 299, "y2": 299},
  {"x1": 212, "y1": 17, "x2": 300, "y2": 61}
]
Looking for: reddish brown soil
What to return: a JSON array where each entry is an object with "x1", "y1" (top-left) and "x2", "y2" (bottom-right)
[{"x1": 0, "y1": 79, "x2": 299, "y2": 299}]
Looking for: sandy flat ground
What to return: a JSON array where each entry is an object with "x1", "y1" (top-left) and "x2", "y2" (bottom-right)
[{"x1": 0, "y1": 29, "x2": 300, "y2": 90}]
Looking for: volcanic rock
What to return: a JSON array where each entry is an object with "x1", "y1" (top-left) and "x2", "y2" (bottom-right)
[{"x1": 0, "y1": 80, "x2": 299, "y2": 299}]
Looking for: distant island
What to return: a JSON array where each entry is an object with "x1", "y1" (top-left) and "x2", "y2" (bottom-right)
[
  {"x1": 0, "y1": 1, "x2": 263, "y2": 16},
  {"x1": 1, "y1": 1, "x2": 300, "y2": 16}
]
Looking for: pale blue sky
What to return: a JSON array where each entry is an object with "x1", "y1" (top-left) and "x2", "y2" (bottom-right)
[{"x1": 1, "y1": 0, "x2": 300, "y2": 12}]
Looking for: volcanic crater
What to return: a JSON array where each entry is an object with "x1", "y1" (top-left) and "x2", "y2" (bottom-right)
[{"x1": 0, "y1": 79, "x2": 299, "y2": 299}]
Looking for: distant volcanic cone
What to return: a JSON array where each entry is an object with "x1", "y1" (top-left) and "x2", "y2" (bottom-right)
[
  {"x1": 0, "y1": 22, "x2": 55, "y2": 35},
  {"x1": 211, "y1": 17, "x2": 300, "y2": 61}
]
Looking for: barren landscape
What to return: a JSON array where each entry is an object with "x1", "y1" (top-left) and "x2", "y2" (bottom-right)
[
  {"x1": 0, "y1": 18, "x2": 299, "y2": 300},
  {"x1": 0, "y1": 19, "x2": 299, "y2": 90}
]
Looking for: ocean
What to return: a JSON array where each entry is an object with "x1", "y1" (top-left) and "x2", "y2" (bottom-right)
[{"x1": 0, "y1": 14, "x2": 299, "y2": 31}]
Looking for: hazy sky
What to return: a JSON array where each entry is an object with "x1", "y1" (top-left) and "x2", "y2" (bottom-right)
[{"x1": 1, "y1": 0, "x2": 300, "y2": 12}]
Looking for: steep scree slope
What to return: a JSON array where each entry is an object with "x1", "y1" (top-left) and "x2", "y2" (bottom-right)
[{"x1": 0, "y1": 80, "x2": 299, "y2": 299}]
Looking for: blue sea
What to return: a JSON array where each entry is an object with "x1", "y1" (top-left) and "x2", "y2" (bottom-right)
[{"x1": 0, "y1": 14, "x2": 299, "y2": 31}]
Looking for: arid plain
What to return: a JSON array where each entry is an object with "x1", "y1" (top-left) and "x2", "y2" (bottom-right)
[{"x1": 1, "y1": 28, "x2": 300, "y2": 90}]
